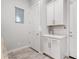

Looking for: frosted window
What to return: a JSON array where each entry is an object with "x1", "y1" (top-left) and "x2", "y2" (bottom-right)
[{"x1": 15, "y1": 7, "x2": 24, "y2": 24}]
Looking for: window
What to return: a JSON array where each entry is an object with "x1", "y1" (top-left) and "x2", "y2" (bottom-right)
[{"x1": 15, "y1": 7, "x2": 24, "y2": 24}]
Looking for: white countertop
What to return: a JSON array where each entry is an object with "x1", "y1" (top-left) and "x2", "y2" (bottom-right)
[{"x1": 42, "y1": 34, "x2": 66, "y2": 39}]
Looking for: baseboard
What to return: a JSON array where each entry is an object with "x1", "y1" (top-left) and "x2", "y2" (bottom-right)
[
  {"x1": 7, "y1": 46, "x2": 30, "y2": 54},
  {"x1": 43, "y1": 53, "x2": 54, "y2": 59},
  {"x1": 29, "y1": 47, "x2": 39, "y2": 53},
  {"x1": 69, "y1": 56, "x2": 76, "y2": 59}
]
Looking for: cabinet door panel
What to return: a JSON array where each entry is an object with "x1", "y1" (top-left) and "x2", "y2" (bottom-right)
[
  {"x1": 55, "y1": 0, "x2": 64, "y2": 25},
  {"x1": 51, "y1": 39, "x2": 60, "y2": 59},
  {"x1": 43, "y1": 37, "x2": 49, "y2": 54},
  {"x1": 47, "y1": 2, "x2": 54, "y2": 25},
  {"x1": 51, "y1": 39, "x2": 58, "y2": 58}
]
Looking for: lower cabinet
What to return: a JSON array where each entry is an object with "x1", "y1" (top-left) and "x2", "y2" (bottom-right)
[
  {"x1": 43, "y1": 37, "x2": 67, "y2": 59},
  {"x1": 42, "y1": 37, "x2": 47, "y2": 53}
]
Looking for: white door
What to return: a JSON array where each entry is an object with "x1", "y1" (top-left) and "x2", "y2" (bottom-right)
[
  {"x1": 69, "y1": 0, "x2": 77, "y2": 58},
  {"x1": 30, "y1": 1, "x2": 41, "y2": 52}
]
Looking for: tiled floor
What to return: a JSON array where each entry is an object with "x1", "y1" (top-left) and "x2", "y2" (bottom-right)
[{"x1": 8, "y1": 47, "x2": 52, "y2": 59}]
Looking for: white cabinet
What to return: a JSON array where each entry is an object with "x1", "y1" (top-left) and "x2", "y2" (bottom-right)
[
  {"x1": 43, "y1": 37, "x2": 51, "y2": 55},
  {"x1": 43, "y1": 37, "x2": 67, "y2": 59},
  {"x1": 54, "y1": 0, "x2": 64, "y2": 25},
  {"x1": 43, "y1": 38, "x2": 49, "y2": 54},
  {"x1": 47, "y1": 0, "x2": 65, "y2": 26},
  {"x1": 47, "y1": 2, "x2": 54, "y2": 25}
]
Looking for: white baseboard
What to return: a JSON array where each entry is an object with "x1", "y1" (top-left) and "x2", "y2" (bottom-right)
[{"x1": 7, "y1": 46, "x2": 30, "y2": 54}]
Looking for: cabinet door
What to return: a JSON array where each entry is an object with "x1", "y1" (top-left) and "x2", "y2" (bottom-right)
[
  {"x1": 43, "y1": 37, "x2": 51, "y2": 55},
  {"x1": 47, "y1": 2, "x2": 54, "y2": 25},
  {"x1": 43, "y1": 37, "x2": 49, "y2": 54},
  {"x1": 55, "y1": 0, "x2": 64, "y2": 25},
  {"x1": 51, "y1": 39, "x2": 60, "y2": 59}
]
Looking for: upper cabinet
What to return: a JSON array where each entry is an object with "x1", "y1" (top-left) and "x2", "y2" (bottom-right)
[
  {"x1": 55, "y1": 0, "x2": 64, "y2": 25},
  {"x1": 47, "y1": 2, "x2": 54, "y2": 25},
  {"x1": 47, "y1": 0, "x2": 66, "y2": 26}
]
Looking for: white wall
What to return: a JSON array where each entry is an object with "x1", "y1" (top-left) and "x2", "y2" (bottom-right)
[
  {"x1": 1, "y1": 0, "x2": 31, "y2": 51},
  {"x1": 1, "y1": 0, "x2": 48, "y2": 51}
]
